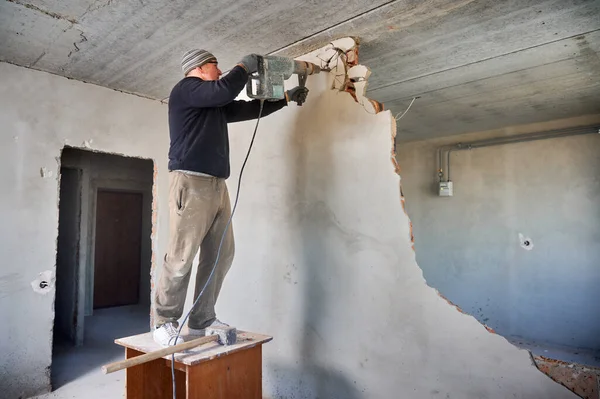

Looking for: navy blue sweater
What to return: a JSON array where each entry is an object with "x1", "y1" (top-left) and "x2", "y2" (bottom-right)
[{"x1": 167, "y1": 65, "x2": 287, "y2": 178}]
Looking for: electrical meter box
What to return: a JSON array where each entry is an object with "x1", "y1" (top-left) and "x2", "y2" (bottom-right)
[{"x1": 439, "y1": 181, "x2": 453, "y2": 197}]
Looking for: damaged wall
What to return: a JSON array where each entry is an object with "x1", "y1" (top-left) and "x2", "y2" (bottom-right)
[
  {"x1": 191, "y1": 41, "x2": 577, "y2": 398},
  {"x1": 396, "y1": 115, "x2": 600, "y2": 358},
  {"x1": 0, "y1": 41, "x2": 583, "y2": 398},
  {"x1": 0, "y1": 61, "x2": 169, "y2": 398}
]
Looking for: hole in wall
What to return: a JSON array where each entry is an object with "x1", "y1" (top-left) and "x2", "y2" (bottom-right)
[
  {"x1": 395, "y1": 129, "x2": 600, "y2": 396},
  {"x1": 51, "y1": 147, "x2": 155, "y2": 390}
]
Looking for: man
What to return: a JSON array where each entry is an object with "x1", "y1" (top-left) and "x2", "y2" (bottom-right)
[{"x1": 153, "y1": 49, "x2": 309, "y2": 346}]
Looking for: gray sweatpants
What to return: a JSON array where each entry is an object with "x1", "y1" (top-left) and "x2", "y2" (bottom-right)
[{"x1": 154, "y1": 171, "x2": 235, "y2": 330}]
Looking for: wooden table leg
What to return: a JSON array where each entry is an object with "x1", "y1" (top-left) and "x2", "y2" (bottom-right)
[
  {"x1": 186, "y1": 345, "x2": 262, "y2": 399},
  {"x1": 125, "y1": 348, "x2": 186, "y2": 399}
]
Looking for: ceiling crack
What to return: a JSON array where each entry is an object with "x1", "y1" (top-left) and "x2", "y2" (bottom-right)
[
  {"x1": 6, "y1": 0, "x2": 78, "y2": 24},
  {"x1": 30, "y1": 51, "x2": 46, "y2": 67},
  {"x1": 67, "y1": 30, "x2": 88, "y2": 58},
  {"x1": 79, "y1": 0, "x2": 113, "y2": 21}
]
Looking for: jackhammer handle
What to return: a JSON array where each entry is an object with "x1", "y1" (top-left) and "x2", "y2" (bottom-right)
[{"x1": 102, "y1": 335, "x2": 218, "y2": 374}]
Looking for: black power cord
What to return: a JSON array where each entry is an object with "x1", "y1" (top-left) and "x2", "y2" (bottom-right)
[{"x1": 170, "y1": 100, "x2": 265, "y2": 398}]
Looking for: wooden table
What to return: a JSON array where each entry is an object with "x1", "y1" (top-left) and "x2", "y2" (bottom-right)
[{"x1": 115, "y1": 330, "x2": 273, "y2": 399}]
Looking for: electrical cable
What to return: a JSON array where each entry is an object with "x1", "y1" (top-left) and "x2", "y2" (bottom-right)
[
  {"x1": 170, "y1": 100, "x2": 265, "y2": 399},
  {"x1": 394, "y1": 97, "x2": 417, "y2": 121}
]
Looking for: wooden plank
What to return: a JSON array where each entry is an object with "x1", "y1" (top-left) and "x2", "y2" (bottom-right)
[
  {"x1": 116, "y1": 331, "x2": 272, "y2": 366},
  {"x1": 186, "y1": 345, "x2": 262, "y2": 399},
  {"x1": 105, "y1": 336, "x2": 219, "y2": 374},
  {"x1": 125, "y1": 348, "x2": 185, "y2": 399}
]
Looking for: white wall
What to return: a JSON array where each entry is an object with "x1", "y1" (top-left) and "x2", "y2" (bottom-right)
[{"x1": 0, "y1": 61, "x2": 170, "y2": 398}]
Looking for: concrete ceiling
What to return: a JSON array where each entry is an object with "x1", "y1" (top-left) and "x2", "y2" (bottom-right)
[{"x1": 1, "y1": 0, "x2": 599, "y2": 142}]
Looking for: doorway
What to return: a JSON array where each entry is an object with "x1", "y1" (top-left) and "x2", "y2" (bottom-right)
[
  {"x1": 52, "y1": 147, "x2": 154, "y2": 391},
  {"x1": 94, "y1": 190, "x2": 143, "y2": 309}
]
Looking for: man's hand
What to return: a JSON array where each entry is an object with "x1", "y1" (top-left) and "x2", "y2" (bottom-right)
[
  {"x1": 239, "y1": 54, "x2": 259, "y2": 74},
  {"x1": 285, "y1": 86, "x2": 309, "y2": 105}
]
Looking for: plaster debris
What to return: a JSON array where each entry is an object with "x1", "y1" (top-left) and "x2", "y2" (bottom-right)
[
  {"x1": 310, "y1": 38, "x2": 383, "y2": 115},
  {"x1": 83, "y1": 139, "x2": 93, "y2": 148},
  {"x1": 31, "y1": 270, "x2": 55, "y2": 295},
  {"x1": 519, "y1": 233, "x2": 534, "y2": 250},
  {"x1": 40, "y1": 167, "x2": 54, "y2": 178},
  {"x1": 533, "y1": 356, "x2": 600, "y2": 399}
]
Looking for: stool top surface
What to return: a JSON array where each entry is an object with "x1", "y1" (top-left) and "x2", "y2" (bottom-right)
[{"x1": 115, "y1": 330, "x2": 272, "y2": 366}]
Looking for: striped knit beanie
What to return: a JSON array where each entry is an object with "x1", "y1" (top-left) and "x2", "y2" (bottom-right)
[{"x1": 181, "y1": 49, "x2": 216, "y2": 75}]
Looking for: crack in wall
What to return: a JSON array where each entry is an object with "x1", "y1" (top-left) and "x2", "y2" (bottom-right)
[{"x1": 6, "y1": 0, "x2": 78, "y2": 24}]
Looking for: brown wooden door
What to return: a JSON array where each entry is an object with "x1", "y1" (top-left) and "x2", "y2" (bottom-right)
[{"x1": 94, "y1": 190, "x2": 142, "y2": 309}]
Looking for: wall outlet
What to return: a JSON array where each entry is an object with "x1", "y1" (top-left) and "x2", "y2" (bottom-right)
[{"x1": 439, "y1": 181, "x2": 453, "y2": 197}]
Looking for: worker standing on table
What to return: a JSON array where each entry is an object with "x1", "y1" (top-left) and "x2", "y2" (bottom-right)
[{"x1": 153, "y1": 49, "x2": 309, "y2": 346}]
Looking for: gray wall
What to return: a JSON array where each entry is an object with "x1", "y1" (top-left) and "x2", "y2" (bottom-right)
[
  {"x1": 397, "y1": 119, "x2": 600, "y2": 354},
  {"x1": 0, "y1": 61, "x2": 170, "y2": 398}
]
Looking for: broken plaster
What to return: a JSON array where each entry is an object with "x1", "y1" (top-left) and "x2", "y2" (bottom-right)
[{"x1": 310, "y1": 38, "x2": 384, "y2": 115}]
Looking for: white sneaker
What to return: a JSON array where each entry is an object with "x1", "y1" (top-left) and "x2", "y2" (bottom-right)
[
  {"x1": 153, "y1": 322, "x2": 184, "y2": 347},
  {"x1": 187, "y1": 318, "x2": 229, "y2": 336}
]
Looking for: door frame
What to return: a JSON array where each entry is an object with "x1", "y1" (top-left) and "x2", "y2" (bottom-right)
[
  {"x1": 54, "y1": 167, "x2": 83, "y2": 344},
  {"x1": 75, "y1": 178, "x2": 152, "y2": 343}
]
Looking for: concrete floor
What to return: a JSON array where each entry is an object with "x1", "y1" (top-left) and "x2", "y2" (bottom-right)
[
  {"x1": 32, "y1": 305, "x2": 150, "y2": 399},
  {"x1": 31, "y1": 303, "x2": 599, "y2": 399}
]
